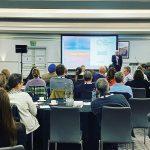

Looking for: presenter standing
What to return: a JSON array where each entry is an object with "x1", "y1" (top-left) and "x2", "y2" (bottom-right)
[{"x1": 112, "y1": 50, "x2": 123, "y2": 72}]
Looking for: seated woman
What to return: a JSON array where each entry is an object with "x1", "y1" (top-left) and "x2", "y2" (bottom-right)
[
  {"x1": 6, "y1": 73, "x2": 40, "y2": 135},
  {"x1": 25, "y1": 68, "x2": 47, "y2": 100},
  {"x1": 0, "y1": 73, "x2": 7, "y2": 88},
  {"x1": 0, "y1": 88, "x2": 26, "y2": 147},
  {"x1": 126, "y1": 69, "x2": 150, "y2": 97}
]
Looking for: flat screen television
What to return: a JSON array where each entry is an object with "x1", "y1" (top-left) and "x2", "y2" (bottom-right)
[{"x1": 61, "y1": 35, "x2": 118, "y2": 69}]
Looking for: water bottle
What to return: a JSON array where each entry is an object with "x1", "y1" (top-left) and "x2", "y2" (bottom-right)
[{"x1": 92, "y1": 88, "x2": 96, "y2": 101}]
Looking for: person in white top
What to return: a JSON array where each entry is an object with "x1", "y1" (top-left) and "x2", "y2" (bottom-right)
[
  {"x1": 123, "y1": 66, "x2": 133, "y2": 84},
  {"x1": 6, "y1": 73, "x2": 39, "y2": 134}
]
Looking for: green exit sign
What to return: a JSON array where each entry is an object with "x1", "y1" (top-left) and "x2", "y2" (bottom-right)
[{"x1": 30, "y1": 40, "x2": 36, "y2": 46}]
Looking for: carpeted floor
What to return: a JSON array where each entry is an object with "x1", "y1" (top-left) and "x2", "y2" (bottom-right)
[{"x1": 119, "y1": 129, "x2": 150, "y2": 150}]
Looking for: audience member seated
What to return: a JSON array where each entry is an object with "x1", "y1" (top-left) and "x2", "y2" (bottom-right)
[
  {"x1": 1, "y1": 68, "x2": 10, "y2": 83},
  {"x1": 0, "y1": 73, "x2": 6, "y2": 88},
  {"x1": 137, "y1": 65, "x2": 148, "y2": 81},
  {"x1": 144, "y1": 62, "x2": 150, "y2": 81},
  {"x1": 0, "y1": 88, "x2": 26, "y2": 148},
  {"x1": 93, "y1": 66, "x2": 106, "y2": 82},
  {"x1": 25, "y1": 68, "x2": 47, "y2": 100},
  {"x1": 6, "y1": 74, "x2": 40, "y2": 135},
  {"x1": 42, "y1": 64, "x2": 57, "y2": 87},
  {"x1": 24, "y1": 66, "x2": 36, "y2": 84},
  {"x1": 126, "y1": 69, "x2": 150, "y2": 97},
  {"x1": 50, "y1": 64, "x2": 74, "y2": 99},
  {"x1": 123, "y1": 66, "x2": 133, "y2": 84},
  {"x1": 91, "y1": 78, "x2": 130, "y2": 150},
  {"x1": 80, "y1": 65, "x2": 86, "y2": 75},
  {"x1": 106, "y1": 67, "x2": 116, "y2": 86},
  {"x1": 110, "y1": 71, "x2": 133, "y2": 98},
  {"x1": 74, "y1": 71, "x2": 95, "y2": 100}
]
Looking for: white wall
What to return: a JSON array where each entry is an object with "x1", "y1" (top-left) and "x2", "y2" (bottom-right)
[
  {"x1": 0, "y1": 35, "x2": 61, "y2": 76},
  {"x1": 0, "y1": 34, "x2": 150, "y2": 76}
]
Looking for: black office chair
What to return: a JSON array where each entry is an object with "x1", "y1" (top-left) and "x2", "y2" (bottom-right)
[
  {"x1": 128, "y1": 98, "x2": 150, "y2": 144},
  {"x1": 110, "y1": 92, "x2": 131, "y2": 100},
  {"x1": 11, "y1": 104, "x2": 20, "y2": 122},
  {"x1": 48, "y1": 107, "x2": 83, "y2": 150},
  {"x1": 132, "y1": 88, "x2": 146, "y2": 98},
  {"x1": 0, "y1": 145, "x2": 24, "y2": 150},
  {"x1": 100, "y1": 106, "x2": 133, "y2": 150}
]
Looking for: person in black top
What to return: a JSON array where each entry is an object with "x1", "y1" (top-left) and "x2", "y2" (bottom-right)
[
  {"x1": 91, "y1": 78, "x2": 129, "y2": 150},
  {"x1": 112, "y1": 50, "x2": 123, "y2": 72},
  {"x1": 74, "y1": 70, "x2": 95, "y2": 100},
  {"x1": 0, "y1": 88, "x2": 26, "y2": 148},
  {"x1": 126, "y1": 69, "x2": 150, "y2": 97}
]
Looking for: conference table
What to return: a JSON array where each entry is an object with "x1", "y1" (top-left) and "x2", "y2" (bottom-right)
[{"x1": 35, "y1": 99, "x2": 99, "y2": 150}]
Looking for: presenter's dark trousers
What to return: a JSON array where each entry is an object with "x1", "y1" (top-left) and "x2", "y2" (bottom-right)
[{"x1": 115, "y1": 65, "x2": 121, "y2": 72}]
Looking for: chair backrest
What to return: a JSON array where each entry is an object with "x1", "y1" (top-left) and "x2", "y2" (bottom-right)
[
  {"x1": 50, "y1": 89, "x2": 65, "y2": 99},
  {"x1": 11, "y1": 104, "x2": 20, "y2": 122},
  {"x1": 110, "y1": 92, "x2": 131, "y2": 100},
  {"x1": 26, "y1": 86, "x2": 47, "y2": 101},
  {"x1": 0, "y1": 145, "x2": 24, "y2": 150},
  {"x1": 101, "y1": 106, "x2": 132, "y2": 143},
  {"x1": 128, "y1": 98, "x2": 150, "y2": 128},
  {"x1": 132, "y1": 88, "x2": 146, "y2": 98},
  {"x1": 50, "y1": 107, "x2": 81, "y2": 143}
]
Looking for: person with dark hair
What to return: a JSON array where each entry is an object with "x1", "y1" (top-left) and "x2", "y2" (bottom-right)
[
  {"x1": 145, "y1": 62, "x2": 150, "y2": 81},
  {"x1": 0, "y1": 88, "x2": 26, "y2": 147},
  {"x1": 74, "y1": 71, "x2": 95, "y2": 100},
  {"x1": 110, "y1": 71, "x2": 133, "y2": 97},
  {"x1": 6, "y1": 73, "x2": 39, "y2": 135},
  {"x1": 24, "y1": 66, "x2": 36, "y2": 84},
  {"x1": 126, "y1": 69, "x2": 150, "y2": 97},
  {"x1": 0, "y1": 73, "x2": 7, "y2": 88},
  {"x1": 106, "y1": 67, "x2": 116, "y2": 86},
  {"x1": 137, "y1": 65, "x2": 148, "y2": 80},
  {"x1": 25, "y1": 68, "x2": 46, "y2": 89},
  {"x1": 91, "y1": 78, "x2": 129, "y2": 150},
  {"x1": 50, "y1": 64, "x2": 74, "y2": 99},
  {"x1": 75, "y1": 67, "x2": 83, "y2": 81}
]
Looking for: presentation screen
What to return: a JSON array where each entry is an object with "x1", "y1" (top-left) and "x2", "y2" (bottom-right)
[{"x1": 61, "y1": 35, "x2": 118, "y2": 69}]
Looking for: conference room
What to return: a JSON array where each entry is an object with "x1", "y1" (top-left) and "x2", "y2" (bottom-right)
[{"x1": 0, "y1": 0, "x2": 150, "y2": 150}]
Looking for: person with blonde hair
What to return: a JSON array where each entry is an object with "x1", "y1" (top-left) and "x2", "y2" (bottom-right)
[
  {"x1": 0, "y1": 73, "x2": 7, "y2": 88},
  {"x1": 1, "y1": 68, "x2": 10, "y2": 82}
]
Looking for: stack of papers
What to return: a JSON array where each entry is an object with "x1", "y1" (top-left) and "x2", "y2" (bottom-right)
[
  {"x1": 83, "y1": 102, "x2": 91, "y2": 105},
  {"x1": 39, "y1": 105, "x2": 50, "y2": 109},
  {"x1": 73, "y1": 101, "x2": 84, "y2": 108}
]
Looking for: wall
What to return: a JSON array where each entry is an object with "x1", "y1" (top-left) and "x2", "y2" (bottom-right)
[
  {"x1": 0, "y1": 34, "x2": 150, "y2": 76},
  {"x1": 0, "y1": 35, "x2": 61, "y2": 76}
]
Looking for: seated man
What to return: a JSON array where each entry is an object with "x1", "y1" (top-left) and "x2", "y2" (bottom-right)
[
  {"x1": 42, "y1": 63, "x2": 57, "y2": 86},
  {"x1": 123, "y1": 66, "x2": 133, "y2": 84},
  {"x1": 93, "y1": 66, "x2": 106, "y2": 82},
  {"x1": 91, "y1": 78, "x2": 130, "y2": 150},
  {"x1": 110, "y1": 71, "x2": 133, "y2": 98},
  {"x1": 74, "y1": 70, "x2": 95, "y2": 100},
  {"x1": 50, "y1": 64, "x2": 74, "y2": 99}
]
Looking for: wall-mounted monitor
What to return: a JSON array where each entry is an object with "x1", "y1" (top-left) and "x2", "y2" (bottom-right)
[{"x1": 61, "y1": 35, "x2": 118, "y2": 69}]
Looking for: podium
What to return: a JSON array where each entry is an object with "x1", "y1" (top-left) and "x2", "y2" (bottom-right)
[{"x1": 129, "y1": 62, "x2": 139, "y2": 74}]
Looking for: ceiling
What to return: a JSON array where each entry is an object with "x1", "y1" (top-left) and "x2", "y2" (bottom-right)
[
  {"x1": 0, "y1": 0, "x2": 150, "y2": 34},
  {"x1": 0, "y1": 0, "x2": 150, "y2": 9}
]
